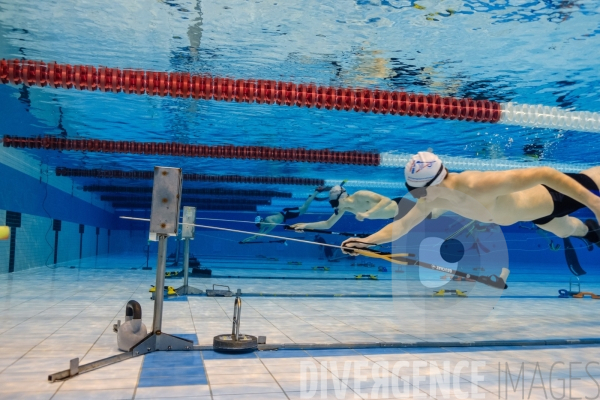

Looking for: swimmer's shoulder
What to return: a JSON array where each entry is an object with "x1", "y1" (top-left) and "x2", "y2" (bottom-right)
[
  {"x1": 354, "y1": 190, "x2": 386, "y2": 199},
  {"x1": 450, "y1": 170, "x2": 487, "y2": 190}
]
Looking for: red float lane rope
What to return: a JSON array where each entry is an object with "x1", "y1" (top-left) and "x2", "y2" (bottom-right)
[
  {"x1": 0, "y1": 59, "x2": 502, "y2": 123},
  {"x1": 83, "y1": 186, "x2": 292, "y2": 197},
  {"x1": 56, "y1": 168, "x2": 324, "y2": 186},
  {"x1": 3, "y1": 135, "x2": 379, "y2": 166}
]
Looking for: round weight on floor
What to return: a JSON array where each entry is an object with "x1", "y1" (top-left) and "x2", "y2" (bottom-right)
[
  {"x1": 213, "y1": 334, "x2": 258, "y2": 354},
  {"x1": 440, "y1": 238, "x2": 465, "y2": 263}
]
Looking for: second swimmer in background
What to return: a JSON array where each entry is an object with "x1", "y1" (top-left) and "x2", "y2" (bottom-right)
[{"x1": 241, "y1": 187, "x2": 326, "y2": 243}]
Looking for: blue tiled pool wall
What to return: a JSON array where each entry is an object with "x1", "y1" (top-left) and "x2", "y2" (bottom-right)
[
  {"x1": 0, "y1": 159, "x2": 149, "y2": 273},
  {"x1": 1, "y1": 187, "x2": 596, "y2": 279},
  {"x1": 0, "y1": 206, "x2": 147, "y2": 274},
  {"x1": 0, "y1": 148, "x2": 596, "y2": 276}
]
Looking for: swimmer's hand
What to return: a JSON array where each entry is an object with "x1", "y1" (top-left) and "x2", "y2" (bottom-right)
[
  {"x1": 341, "y1": 238, "x2": 375, "y2": 255},
  {"x1": 290, "y1": 223, "x2": 306, "y2": 232},
  {"x1": 241, "y1": 237, "x2": 256, "y2": 243},
  {"x1": 355, "y1": 212, "x2": 368, "y2": 222}
]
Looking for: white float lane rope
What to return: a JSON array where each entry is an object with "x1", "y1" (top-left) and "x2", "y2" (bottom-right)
[
  {"x1": 195, "y1": 217, "x2": 284, "y2": 226},
  {"x1": 120, "y1": 216, "x2": 365, "y2": 250}
]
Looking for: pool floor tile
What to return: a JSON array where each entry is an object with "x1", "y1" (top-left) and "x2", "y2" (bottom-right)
[{"x1": 2, "y1": 254, "x2": 600, "y2": 398}]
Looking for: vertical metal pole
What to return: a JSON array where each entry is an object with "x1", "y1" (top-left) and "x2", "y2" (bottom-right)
[
  {"x1": 8, "y1": 227, "x2": 16, "y2": 273},
  {"x1": 146, "y1": 243, "x2": 150, "y2": 269},
  {"x1": 237, "y1": 299, "x2": 242, "y2": 341},
  {"x1": 183, "y1": 239, "x2": 190, "y2": 288},
  {"x1": 153, "y1": 234, "x2": 168, "y2": 333},
  {"x1": 54, "y1": 231, "x2": 59, "y2": 264},
  {"x1": 231, "y1": 300, "x2": 237, "y2": 337},
  {"x1": 79, "y1": 233, "x2": 83, "y2": 259},
  {"x1": 232, "y1": 298, "x2": 242, "y2": 341},
  {"x1": 173, "y1": 235, "x2": 179, "y2": 267}
]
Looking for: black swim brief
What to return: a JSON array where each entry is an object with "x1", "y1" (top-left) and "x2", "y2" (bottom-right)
[
  {"x1": 392, "y1": 197, "x2": 432, "y2": 220},
  {"x1": 532, "y1": 173, "x2": 600, "y2": 225},
  {"x1": 280, "y1": 207, "x2": 300, "y2": 222}
]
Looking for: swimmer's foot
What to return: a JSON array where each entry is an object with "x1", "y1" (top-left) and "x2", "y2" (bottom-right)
[
  {"x1": 583, "y1": 219, "x2": 600, "y2": 248},
  {"x1": 499, "y1": 267, "x2": 510, "y2": 283}
]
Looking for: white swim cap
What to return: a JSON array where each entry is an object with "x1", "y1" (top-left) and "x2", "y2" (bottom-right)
[
  {"x1": 254, "y1": 215, "x2": 263, "y2": 224},
  {"x1": 329, "y1": 185, "x2": 348, "y2": 201},
  {"x1": 405, "y1": 152, "x2": 447, "y2": 188}
]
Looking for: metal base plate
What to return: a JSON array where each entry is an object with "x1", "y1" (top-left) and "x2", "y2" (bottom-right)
[
  {"x1": 132, "y1": 332, "x2": 194, "y2": 355},
  {"x1": 206, "y1": 290, "x2": 233, "y2": 297},
  {"x1": 175, "y1": 285, "x2": 204, "y2": 296}
]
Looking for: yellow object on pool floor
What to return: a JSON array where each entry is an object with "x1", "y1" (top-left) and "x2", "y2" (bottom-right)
[
  {"x1": 0, "y1": 226, "x2": 9, "y2": 241},
  {"x1": 572, "y1": 292, "x2": 600, "y2": 299},
  {"x1": 149, "y1": 285, "x2": 178, "y2": 296},
  {"x1": 354, "y1": 274, "x2": 378, "y2": 280},
  {"x1": 433, "y1": 289, "x2": 468, "y2": 297}
]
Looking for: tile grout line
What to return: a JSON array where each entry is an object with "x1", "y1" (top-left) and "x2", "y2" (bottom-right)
[
  {"x1": 199, "y1": 350, "x2": 214, "y2": 400},
  {"x1": 42, "y1": 276, "x2": 145, "y2": 398},
  {"x1": 310, "y1": 348, "x2": 366, "y2": 399},
  {"x1": 256, "y1": 352, "x2": 291, "y2": 400},
  {"x1": 275, "y1": 299, "x2": 347, "y2": 344},
  {"x1": 360, "y1": 352, "x2": 430, "y2": 399},
  {"x1": 130, "y1": 353, "x2": 145, "y2": 400},
  {"x1": 297, "y1": 298, "x2": 424, "y2": 344},
  {"x1": 242, "y1": 299, "x2": 295, "y2": 344},
  {"x1": 63, "y1": 278, "x2": 148, "y2": 400},
  {"x1": 0, "y1": 282, "x2": 105, "y2": 375}
]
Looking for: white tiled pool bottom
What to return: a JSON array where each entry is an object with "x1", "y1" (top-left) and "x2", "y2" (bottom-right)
[{"x1": 1, "y1": 254, "x2": 599, "y2": 399}]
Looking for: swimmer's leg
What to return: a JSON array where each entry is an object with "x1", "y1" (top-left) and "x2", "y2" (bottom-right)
[
  {"x1": 578, "y1": 167, "x2": 600, "y2": 247},
  {"x1": 580, "y1": 166, "x2": 600, "y2": 190},
  {"x1": 535, "y1": 216, "x2": 588, "y2": 238},
  {"x1": 297, "y1": 190, "x2": 319, "y2": 215}
]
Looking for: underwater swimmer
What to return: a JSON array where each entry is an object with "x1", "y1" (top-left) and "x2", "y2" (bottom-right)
[
  {"x1": 241, "y1": 187, "x2": 324, "y2": 243},
  {"x1": 290, "y1": 184, "x2": 443, "y2": 232},
  {"x1": 341, "y1": 151, "x2": 600, "y2": 253}
]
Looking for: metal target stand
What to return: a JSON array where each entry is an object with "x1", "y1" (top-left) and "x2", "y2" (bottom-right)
[
  {"x1": 175, "y1": 206, "x2": 203, "y2": 296},
  {"x1": 49, "y1": 167, "x2": 195, "y2": 382}
]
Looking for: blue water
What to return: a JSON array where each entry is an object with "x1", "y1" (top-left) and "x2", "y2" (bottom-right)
[{"x1": 0, "y1": 0, "x2": 599, "y2": 288}]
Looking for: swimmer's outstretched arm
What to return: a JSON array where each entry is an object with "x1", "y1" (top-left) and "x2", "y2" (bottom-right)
[
  {"x1": 341, "y1": 203, "x2": 430, "y2": 252},
  {"x1": 291, "y1": 211, "x2": 344, "y2": 231},
  {"x1": 475, "y1": 167, "x2": 600, "y2": 221}
]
